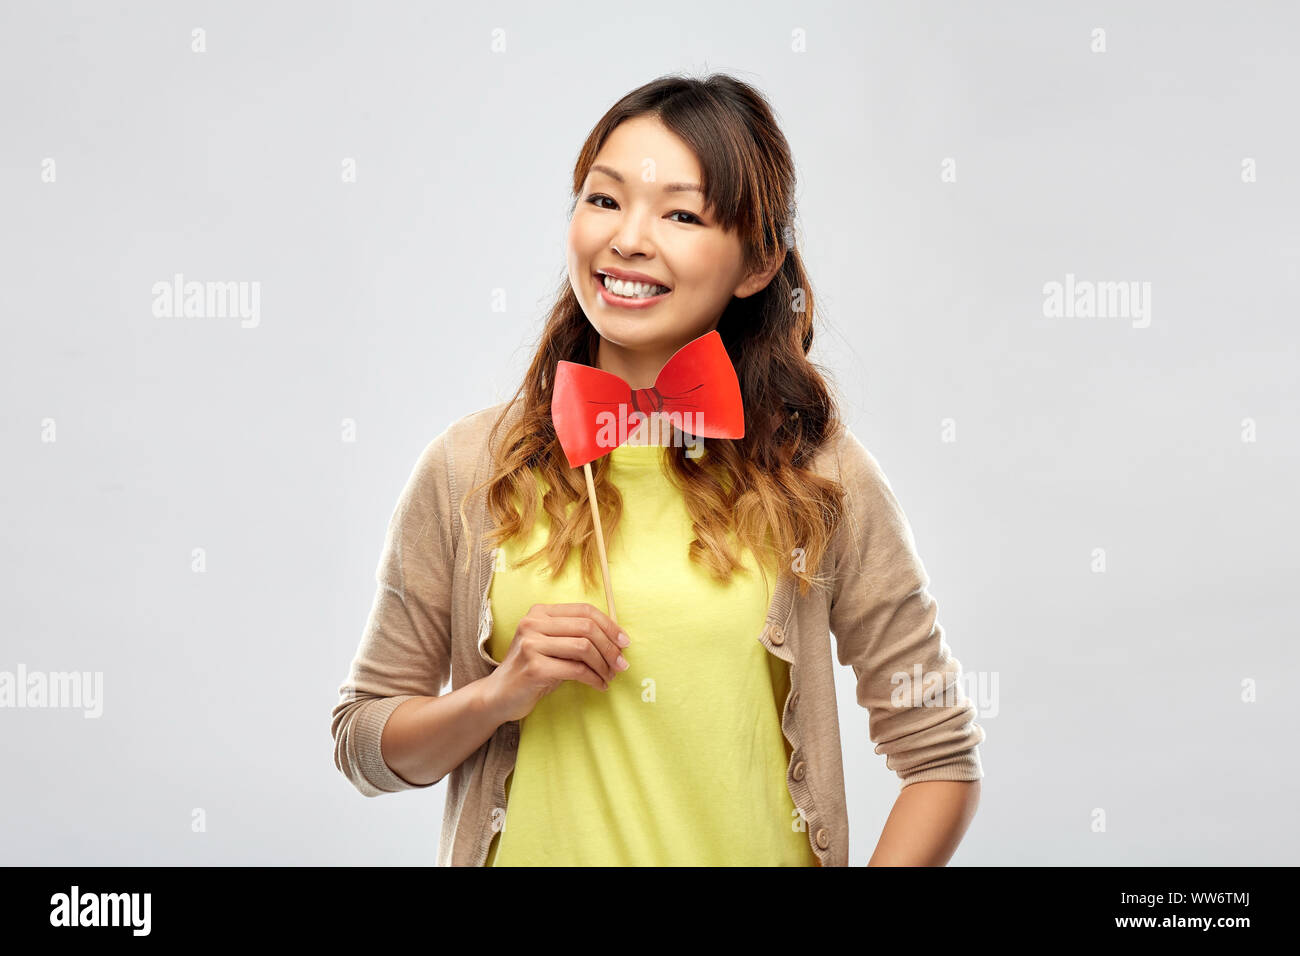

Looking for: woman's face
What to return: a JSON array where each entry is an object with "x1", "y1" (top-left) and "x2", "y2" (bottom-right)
[{"x1": 566, "y1": 115, "x2": 776, "y2": 385}]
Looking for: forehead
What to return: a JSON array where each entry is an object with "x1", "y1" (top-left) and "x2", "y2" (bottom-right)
[{"x1": 589, "y1": 116, "x2": 702, "y2": 184}]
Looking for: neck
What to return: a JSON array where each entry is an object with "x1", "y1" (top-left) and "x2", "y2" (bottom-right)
[
  {"x1": 595, "y1": 338, "x2": 674, "y2": 390},
  {"x1": 594, "y1": 325, "x2": 717, "y2": 389}
]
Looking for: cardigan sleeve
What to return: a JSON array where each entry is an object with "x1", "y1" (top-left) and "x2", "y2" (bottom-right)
[
  {"x1": 331, "y1": 427, "x2": 456, "y2": 797},
  {"x1": 826, "y1": 427, "x2": 985, "y2": 791}
]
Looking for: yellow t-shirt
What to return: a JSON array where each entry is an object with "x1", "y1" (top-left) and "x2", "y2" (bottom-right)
[{"x1": 484, "y1": 439, "x2": 818, "y2": 866}]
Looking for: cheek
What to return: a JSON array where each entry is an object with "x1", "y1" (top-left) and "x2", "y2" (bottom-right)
[
  {"x1": 567, "y1": 211, "x2": 601, "y2": 252},
  {"x1": 565, "y1": 224, "x2": 594, "y2": 279},
  {"x1": 563, "y1": 224, "x2": 579, "y2": 264},
  {"x1": 669, "y1": 241, "x2": 731, "y2": 293}
]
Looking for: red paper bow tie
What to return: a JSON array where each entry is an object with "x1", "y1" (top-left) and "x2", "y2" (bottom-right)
[{"x1": 551, "y1": 330, "x2": 745, "y2": 468}]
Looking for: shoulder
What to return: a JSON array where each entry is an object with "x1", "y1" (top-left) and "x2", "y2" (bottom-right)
[
  {"x1": 394, "y1": 397, "x2": 516, "y2": 491},
  {"x1": 806, "y1": 421, "x2": 912, "y2": 547},
  {"x1": 418, "y1": 396, "x2": 522, "y2": 495},
  {"x1": 391, "y1": 399, "x2": 519, "y2": 551},
  {"x1": 439, "y1": 397, "x2": 517, "y2": 454},
  {"x1": 416, "y1": 396, "x2": 518, "y2": 457},
  {"x1": 805, "y1": 420, "x2": 887, "y2": 489}
]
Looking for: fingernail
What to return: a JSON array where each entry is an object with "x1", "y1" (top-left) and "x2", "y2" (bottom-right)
[
  {"x1": 616, "y1": 655, "x2": 629, "y2": 670},
  {"x1": 617, "y1": 632, "x2": 630, "y2": 647}
]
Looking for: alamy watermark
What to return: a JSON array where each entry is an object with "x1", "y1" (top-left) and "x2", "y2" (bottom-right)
[
  {"x1": 596, "y1": 408, "x2": 705, "y2": 458},
  {"x1": 1042, "y1": 272, "x2": 1151, "y2": 328},
  {"x1": 891, "y1": 663, "x2": 998, "y2": 718},
  {"x1": 152, "y1": 272, "x2": 260, "y2": 328},
  {"x1": 49, "y1": 886, "x2": 150, "y2": 936},
  {"x1": 0, "y1": 663, "x2": 103, "y2": 718}
]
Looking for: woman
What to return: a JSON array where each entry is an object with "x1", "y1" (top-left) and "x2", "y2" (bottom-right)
[{"x1": 332, "y1": 73, "x2": 985, "y2": 866}]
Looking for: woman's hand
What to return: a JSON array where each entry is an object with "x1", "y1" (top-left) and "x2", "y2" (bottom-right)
[{"x1": 482, "y1": 603, "x2": 631, "y2": 723}]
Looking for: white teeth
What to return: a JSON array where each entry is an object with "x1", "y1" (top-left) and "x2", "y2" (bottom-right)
[{"x1": 601, "y1": 274, "x2": 669, "y2": 298}]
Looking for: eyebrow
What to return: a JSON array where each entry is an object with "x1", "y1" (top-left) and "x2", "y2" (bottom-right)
[{"x1": 589, "y1": 164, "x2": 702, "y2": 194}]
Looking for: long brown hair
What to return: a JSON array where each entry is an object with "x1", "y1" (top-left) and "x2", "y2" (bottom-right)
[{"x1": 460, "y1": 73, "x2": 847, "y2": 599}]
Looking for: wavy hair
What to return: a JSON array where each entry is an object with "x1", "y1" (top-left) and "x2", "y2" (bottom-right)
[{"x1": 459, "y1": 73, "x2": 848, "y2": 600}]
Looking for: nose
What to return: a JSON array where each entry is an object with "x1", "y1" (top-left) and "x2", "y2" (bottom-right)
[{"x1": 609, "y1": 209, "x2": 655, "y2": 259}]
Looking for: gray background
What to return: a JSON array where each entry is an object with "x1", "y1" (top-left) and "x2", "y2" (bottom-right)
[{"x1": 2, "y1": 0, "x2": 1296, "y2": 865}]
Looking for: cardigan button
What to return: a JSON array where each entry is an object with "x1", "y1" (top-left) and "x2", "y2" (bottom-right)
[
  {"x1": 789, "y1": 690, "x2": 799, "y2": 711},
  {"x1": 815, "y1": 828, "x2": 830, "y2": 850},
  {"x1": 769, "y1": 623, "x2": 785, "y2": 646},
  {"x1": 792, "y1": 760, "x2": 806, "y2": 782}
]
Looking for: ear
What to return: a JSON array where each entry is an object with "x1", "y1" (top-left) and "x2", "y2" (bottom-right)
[{"x1": 733, "y1": 248, "x2": 787, "y2": 299}]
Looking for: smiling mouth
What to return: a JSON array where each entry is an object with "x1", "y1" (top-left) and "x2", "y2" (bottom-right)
[{"x1": 594, "y1": 271, "x2": 672, "y2": 299}]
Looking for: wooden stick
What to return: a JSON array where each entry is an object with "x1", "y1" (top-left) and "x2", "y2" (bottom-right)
[{"x1": 582, "y1": 460, "x2": 617, "y2": 623}]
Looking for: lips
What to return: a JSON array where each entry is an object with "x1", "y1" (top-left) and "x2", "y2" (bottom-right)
[
  {"x1": 595, "y1": 267, "x2": 672, "y2": 291},
  {"x1": 593, "y1": 271, "x2": 672, "y2": 308}
]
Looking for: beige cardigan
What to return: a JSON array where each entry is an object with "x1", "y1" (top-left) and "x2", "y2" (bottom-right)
[{"x1": 331, "y1": 397, "x2": 985, "y2": 866}]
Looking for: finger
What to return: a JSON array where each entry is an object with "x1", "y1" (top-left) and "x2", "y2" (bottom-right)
[
  {"x1": 538, "y1": 617, "x2": 623, "y2": 678},
  {"x1": 541, "y1": 604, "x2": 629, "y2": 672},
  {"x1": 534, "y1": 634, "x2": 617, "y2": 683},
  {"x1": 536, "y1": 653, "x2": 609, "y2": 692},
  {"x1": 542, "y1": 603, "x2": 628, "y2": 649}
]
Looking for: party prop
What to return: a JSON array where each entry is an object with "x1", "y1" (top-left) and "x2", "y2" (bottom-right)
[{"x1": 550, "y1": 329, "x2": 745, "y2": 621}]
